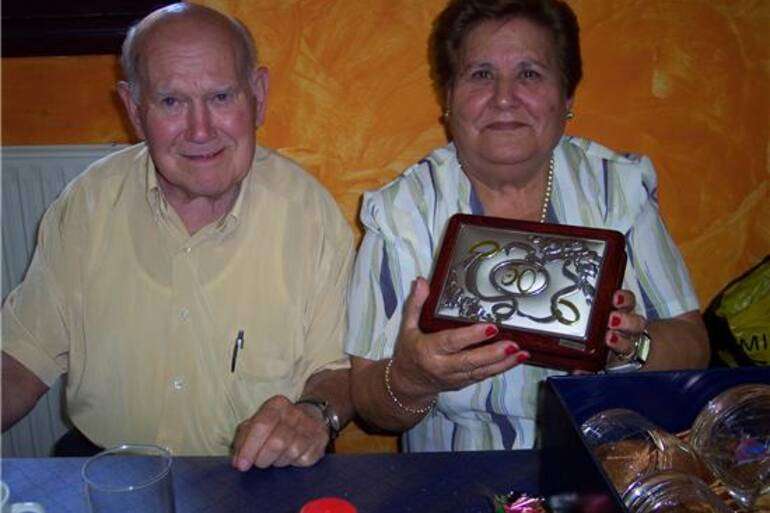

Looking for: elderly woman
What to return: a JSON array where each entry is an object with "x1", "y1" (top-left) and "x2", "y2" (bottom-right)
[{"x1": 345, "y1": 0, "x2": 709, "y2": 451}]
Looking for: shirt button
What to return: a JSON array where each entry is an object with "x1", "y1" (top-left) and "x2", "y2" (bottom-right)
[
  {"x1": 184, "y1": 247, "x2": 192, "y2": 253},
  {"x1": 171, "y1": 377, "x2": 185, "y2": 390},
  {"x1": 179, "y1": 308, "x2": 190, "y2": 320}
]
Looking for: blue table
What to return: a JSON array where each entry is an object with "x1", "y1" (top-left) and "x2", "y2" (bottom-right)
[{"x1": 2, "y1": 451, "x2": 553, "y2": 513}]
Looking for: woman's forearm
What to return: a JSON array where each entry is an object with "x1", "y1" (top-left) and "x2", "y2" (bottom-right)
[
  {"x1": 643, "y1": 311, "x2": 710, "y2": 371},
  {"x1": 350, "y1": 356, "x2": 435, "y2": 433}
]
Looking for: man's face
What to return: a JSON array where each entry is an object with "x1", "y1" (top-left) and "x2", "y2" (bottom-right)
[{"x1": 120, "y1": 20, "x2": 268, "y2": 202}]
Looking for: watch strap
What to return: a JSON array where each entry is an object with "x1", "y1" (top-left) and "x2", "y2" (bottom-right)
[
  {"x1": 606, "y1": 330, "x2": 652, "y2": 373},
  {"x1": 295, "y1": 398, "x2": 341, "y2": 440},
  {"x1": 635, "y1": 330, "x2": 652, "y2": 364}
]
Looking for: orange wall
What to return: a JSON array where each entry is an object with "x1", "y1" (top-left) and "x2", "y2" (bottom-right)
[{"x1": 2, "y1": 1, "x2": 768, "y2": 451}]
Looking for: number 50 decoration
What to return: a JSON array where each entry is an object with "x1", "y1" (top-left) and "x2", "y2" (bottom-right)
[{"x1": 420, "y1": 214, "x2": 627, "y2": 372}]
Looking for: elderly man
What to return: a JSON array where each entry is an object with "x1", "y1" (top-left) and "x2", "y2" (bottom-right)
[{"x1": 1, "y1": 3, "x2": 354, "y2": 471}]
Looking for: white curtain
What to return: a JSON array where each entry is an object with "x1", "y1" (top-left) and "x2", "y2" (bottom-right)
[{"x1": 2, "y1": 144, "x2": 126, "y2": 457}]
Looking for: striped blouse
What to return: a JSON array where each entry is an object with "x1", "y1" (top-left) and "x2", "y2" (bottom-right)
[{"x1": 345, "y1": 136, "x2": 699, "y2": 451}]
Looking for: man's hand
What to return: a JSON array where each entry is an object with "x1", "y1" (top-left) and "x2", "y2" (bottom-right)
[{"x1": 230, "y1": 395, "x2": 329, "y2": 471}]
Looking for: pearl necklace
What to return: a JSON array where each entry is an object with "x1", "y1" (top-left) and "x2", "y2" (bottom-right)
[
  {"x1": 458, "y1": 155, "x2": 554, "y2": 223},
  {"x1": 539, "y1": 157, "x2": 554, "y2": 223}
]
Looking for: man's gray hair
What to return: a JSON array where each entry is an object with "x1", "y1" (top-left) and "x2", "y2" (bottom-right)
[{"x1": 120, "y1": 2, "x2": 258, "y2": 101}]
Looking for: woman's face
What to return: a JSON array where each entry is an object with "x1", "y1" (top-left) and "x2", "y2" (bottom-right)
[{"x1": 448, "y1": 17, "x2": 571, "y2": 180}]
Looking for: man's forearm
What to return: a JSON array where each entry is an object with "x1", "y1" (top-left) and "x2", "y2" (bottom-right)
[
  {"x1": 2, "y1": 352, "x2": 49, "y2": 431},
  {"x1": 298, "y1": 368, "x2": 354, "y2": 429}
]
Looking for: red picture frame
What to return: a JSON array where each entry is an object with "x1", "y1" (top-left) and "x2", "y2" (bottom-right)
[{"x1": 419, "y1": 214, "x2": 627, "y2": 372}]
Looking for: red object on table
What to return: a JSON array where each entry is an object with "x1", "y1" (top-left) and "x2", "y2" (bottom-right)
[{"x1": 300, "y1": 497, "x2": 358, "y2": 513}]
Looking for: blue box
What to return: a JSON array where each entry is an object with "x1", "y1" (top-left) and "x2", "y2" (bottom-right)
[{"x1": 539, "y1": 367, "x2": 770, "y2": 511}]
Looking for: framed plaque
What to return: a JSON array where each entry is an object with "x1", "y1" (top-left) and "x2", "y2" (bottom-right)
[{"x1": 419, "y1": 214, "x2": 627, "y2": 372}]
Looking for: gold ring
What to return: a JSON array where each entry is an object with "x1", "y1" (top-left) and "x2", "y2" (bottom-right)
[
  {"x1": 517, "y1": 268, "x2": 536, "y2": 293},
  {"x1": 553, "y1": 299, "x2": 580, "y2": 325},
  {"x1": 468, "y1": 240, "x2": 500, "y2": 259}
]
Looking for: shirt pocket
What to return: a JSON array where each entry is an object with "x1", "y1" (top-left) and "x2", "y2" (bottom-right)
[{"x1": 223, "y1": 337, "x2": 298, "y2": 423}]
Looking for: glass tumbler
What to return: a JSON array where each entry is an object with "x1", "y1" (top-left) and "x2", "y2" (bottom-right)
[
  {"x1": 581, "y1": 408, "x2": 709, "y2": 497},
  {"x1": 82, "y1": 444, "x2": 176, "y2": 513},
  {"x1": 690, "y1": 383, "x2": 770, "y2": 511},
  {"x1": 623, "y1": 471, "x2": 732, "y2": 513}
]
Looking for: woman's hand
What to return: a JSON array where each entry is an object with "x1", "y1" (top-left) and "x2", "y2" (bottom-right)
[
  {"x1": 601, "y1": 289, "x2": 710, "y2": 371},
  {"x1": 604, "y1": 289, "x2": 647, "y2": 362},
  {"x1": 387, "y1": 278, "x2": 530, "y2": 409}
]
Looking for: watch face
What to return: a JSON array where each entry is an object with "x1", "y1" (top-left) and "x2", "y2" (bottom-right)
[
  {"x1": 297, "y1": 398, "x2": 340, "y2": 438},
  {"x1": 326, "y1": 409, "x2": 341, "y2": 433},
  {"x1": 636, "y1": 332, "x2": 652, "y2": 363},
  {"x1": 420, "y1": 214, "x2": 627, "y2": 372}
]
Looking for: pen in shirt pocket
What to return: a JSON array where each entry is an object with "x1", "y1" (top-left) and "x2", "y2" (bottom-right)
[{"x1": 230, "y1": 329, "x2": 245, "y2": 373}]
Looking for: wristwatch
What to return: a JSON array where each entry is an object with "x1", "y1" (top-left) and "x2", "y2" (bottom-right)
[
  {"x1": 606, "y1": 330, "x2": 652, "y2": 373},
  {"x1": 295, "y1": 398, "x2": 341, "y2": 440}
]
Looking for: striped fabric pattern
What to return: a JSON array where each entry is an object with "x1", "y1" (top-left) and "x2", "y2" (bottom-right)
[{"x1": 345, "y1": 136, "x2": 699, "y2": 452}]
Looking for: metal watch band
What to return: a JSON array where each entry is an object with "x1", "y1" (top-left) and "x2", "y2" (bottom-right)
[
  {"x1": 633, "y1": 330, "x2": 652, "y2": 366},
  {"x1": 606, "y1": 330, "x2": 652, "y2": 373},
  {"x1": 295, "y1": 398, "x2": 341, "y2": 440}
]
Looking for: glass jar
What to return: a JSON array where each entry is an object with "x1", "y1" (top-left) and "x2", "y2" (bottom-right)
[
  {"x1": 690, "y1": 383, "x2": 770, "y2": 511},
  {"x1": 581, "y1": 408, "x2": 709, "y2": 496},
  {"x1": 623, "y1": 471, "x2": 732, "y2": 513}
]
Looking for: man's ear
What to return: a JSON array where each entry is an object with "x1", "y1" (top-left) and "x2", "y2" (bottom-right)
[
  {"x1": 249, "y1": 66, "x2": 269, "y2": 128},
  {"x1": 117, "y1": 81, "x2": 147, "y2": 141}
]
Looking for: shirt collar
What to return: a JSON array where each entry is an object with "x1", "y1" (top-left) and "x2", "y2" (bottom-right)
[
  {"x1": 222, "y1": 145, "x2": 270, "y2": 231},
  {"x1": 142, "y1": 145, "x2": 270, "y2": 235},
  {"x1": 143, "y1": 148, "x2": 167, "y2": 218},
  {"x1": 446, "y1": 144, "x2": 480, "y2": 216},
  {"x1": 450, "y1": 141, "x2": 561, "y2": 222}
]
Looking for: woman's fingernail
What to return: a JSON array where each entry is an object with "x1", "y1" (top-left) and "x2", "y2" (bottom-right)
[
  {"x1": 505, "y1": 344, "x2": 518, "y2": 356},
  {"x1": 610, "y1": 315, "x2": 621, "y2": 327},
  {"x1": 485, "y1": 325, "x2": 498, "y2": 337},
  {"x1": 609, "y1": 333, "x2": 618, "y2": 345},
  {"x1": 516, "y1": 352, "x2": 530, "y2": 364},
  {"x1": 616, "y1": 294, "x2": 625, "y2": 305}
]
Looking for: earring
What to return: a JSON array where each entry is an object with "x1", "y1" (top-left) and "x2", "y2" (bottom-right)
[
  {"x1": 565, "y1": 111, "x2": 575, "y2": 120},
  {"x1": 443, "y1": 108, "x2": 451, "y2": 121}
]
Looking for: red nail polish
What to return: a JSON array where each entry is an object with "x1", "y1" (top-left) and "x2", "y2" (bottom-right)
[
  {"x1": 616, "y1": 294, "x2": 625, "y2": 306},
  {"x1": 505, "y1": 345, "x2": 518, "y2": 356},
  {"x1": 610, "y1": 315, "x2": 621, "y2": 327},
  {"x1": 485, "y1": 325, "x2": 498, "y2": 337},
  {"x1": 610, "y1": 333, "x2": 618, "y2": 344},
  {"x1": 516, "y1": 353, "x2": 530, "y2": 364}
]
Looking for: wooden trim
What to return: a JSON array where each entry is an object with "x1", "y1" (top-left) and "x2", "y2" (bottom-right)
[{"x1": 1, "y1": 2, "x2": 170, "y2": 57}]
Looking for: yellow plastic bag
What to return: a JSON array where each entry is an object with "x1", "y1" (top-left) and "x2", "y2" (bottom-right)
[{"x1": 706, "y1": 256, "x2": 770, "y2": 367}]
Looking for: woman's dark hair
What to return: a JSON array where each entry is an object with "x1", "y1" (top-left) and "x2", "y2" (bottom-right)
[{"x1": 430, "y1": 0, "x2": 582, "y2": 102}]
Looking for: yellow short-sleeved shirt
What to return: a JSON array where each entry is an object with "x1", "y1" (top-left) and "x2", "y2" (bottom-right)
[{"x1": 2, "y1": 143, "x2": 354, "y2": 455}]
